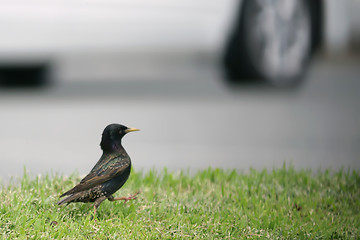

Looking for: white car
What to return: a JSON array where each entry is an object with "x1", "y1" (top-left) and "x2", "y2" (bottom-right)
[{"x1": 0, "y1": 0, "x2": 351, "y2": 87}]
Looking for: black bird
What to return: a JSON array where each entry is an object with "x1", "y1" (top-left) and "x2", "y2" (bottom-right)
[{"x1": 57, "y1": 124, "x2": 140, "y2": 215}]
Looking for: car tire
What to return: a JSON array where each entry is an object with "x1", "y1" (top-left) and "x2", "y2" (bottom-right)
[
  {"x1": 0, "y1": 63, "x2": 50, "y2": 88},
  {"x1": 223, "y1": 0, "x2": 314, "y2": 87}
]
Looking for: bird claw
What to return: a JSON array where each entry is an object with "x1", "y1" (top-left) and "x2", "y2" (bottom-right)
[
  {"x1": 123, "y1": 191, "x2": 140, "y2": 204},
  {"x1": 109, "y1": 190, "x2": 141, "y2": 204}
]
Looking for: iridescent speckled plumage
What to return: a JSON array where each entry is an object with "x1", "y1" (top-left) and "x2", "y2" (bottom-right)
[{"x1": 57, "y1": 124, "x2": 140, "y2": 215}]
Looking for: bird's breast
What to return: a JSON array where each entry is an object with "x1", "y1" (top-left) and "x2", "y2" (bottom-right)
[{"x1": 101, "y1": 164, "x2": 131, "y2": 196}]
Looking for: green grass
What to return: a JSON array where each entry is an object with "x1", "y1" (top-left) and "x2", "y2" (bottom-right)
[{"x1": 0, "y1": 166, "x2": 359, "y2": 239}]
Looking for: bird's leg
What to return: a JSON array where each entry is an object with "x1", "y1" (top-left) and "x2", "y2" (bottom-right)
[
  {"x1": 93, "y1": 196, "x2": 107, "y2": 215},
  {"x1": 108, "y1": 191, "x2": 140, "y2": 204}
]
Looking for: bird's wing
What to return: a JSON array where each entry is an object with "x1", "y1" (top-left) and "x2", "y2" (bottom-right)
[{"x1": 60, "y1": 157, "x2": 130, "y2": 197}]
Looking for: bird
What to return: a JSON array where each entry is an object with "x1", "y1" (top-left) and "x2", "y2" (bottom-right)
[{"x1": 57, "y1": 123, "x2": 140, "y2": 215}]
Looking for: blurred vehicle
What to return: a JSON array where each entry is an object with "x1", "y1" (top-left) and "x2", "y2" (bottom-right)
[
  {"x1": 224, "y1": 0, "x2": 321, "y2": 86},
  {"x1": 0, "y1": 0, "x2": 351, "y2": 87}
]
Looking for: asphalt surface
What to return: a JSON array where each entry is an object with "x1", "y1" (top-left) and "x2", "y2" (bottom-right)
[{"x1": 0, "y1": 54, "x2": 359, "y2": 182}]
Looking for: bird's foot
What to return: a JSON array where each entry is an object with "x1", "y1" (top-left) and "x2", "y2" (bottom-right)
[
  {"x1": 119, "y1": 191, "x2": 140, "y2": 204},
  {"x1": 91, "y1": 206, "x2": 98, "y2": 222},
  {"x1": 109, "y1": 191, "x2": 140, "y2": 204}
]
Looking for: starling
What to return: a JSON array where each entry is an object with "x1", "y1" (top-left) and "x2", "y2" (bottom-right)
[{"x1": 57, "y1": 124, "x2": 140, "y2": 215}]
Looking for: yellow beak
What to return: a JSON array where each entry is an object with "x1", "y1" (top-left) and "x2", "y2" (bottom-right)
[{"x1": 125, "y1": 128, "x2": 140, "y2": 133}]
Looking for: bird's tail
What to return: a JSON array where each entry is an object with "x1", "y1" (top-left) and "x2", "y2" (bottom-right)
[{"x1": 57, "y1": 192, "x2": 81, "y2": 205}]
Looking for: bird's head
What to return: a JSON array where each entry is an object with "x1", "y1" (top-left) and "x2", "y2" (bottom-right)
[{"x1": 100, "y1": 124, "x2": 139, "y2": 152}]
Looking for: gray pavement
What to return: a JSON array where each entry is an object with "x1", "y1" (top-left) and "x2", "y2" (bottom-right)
[{"x1": 0, "y1": 54, "x2": 359, "y2": 182}]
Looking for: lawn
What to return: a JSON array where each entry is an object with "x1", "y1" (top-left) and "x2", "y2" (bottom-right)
[{"x1": 0, "y1": 166, "x2": 359, "y2": 239}]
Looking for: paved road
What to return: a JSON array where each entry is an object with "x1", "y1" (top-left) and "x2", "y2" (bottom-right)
[{"x1": 0, "y1": 55, "x2": 359, "y2": 182}]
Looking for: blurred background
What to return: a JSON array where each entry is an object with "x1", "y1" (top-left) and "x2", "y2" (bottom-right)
[{"x1": 0, "y1": 0, "x2": 359, "y2": 181}]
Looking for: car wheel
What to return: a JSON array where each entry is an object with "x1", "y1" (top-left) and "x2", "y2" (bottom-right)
[
  {"x1": 0, "y1": 63, "x2": 50, "y2": 88},
  {"x1": 224, "y1": 0, "x2": 313, "y2": 87}
]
